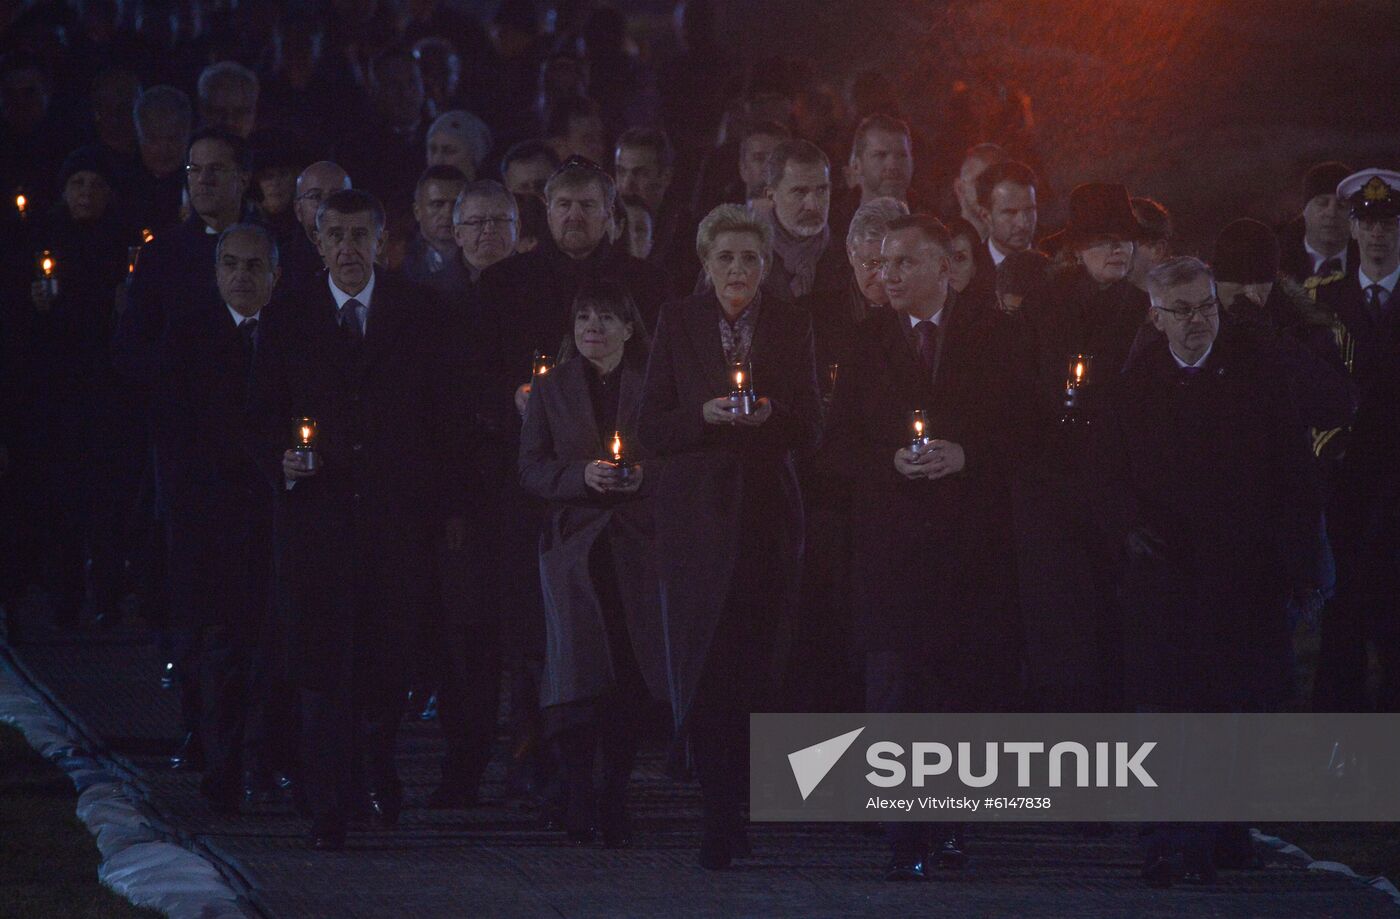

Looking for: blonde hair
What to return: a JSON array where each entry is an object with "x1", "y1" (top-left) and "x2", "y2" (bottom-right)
[{"x1": 695, "y1": 203, "x2": 774, "y2": 263}]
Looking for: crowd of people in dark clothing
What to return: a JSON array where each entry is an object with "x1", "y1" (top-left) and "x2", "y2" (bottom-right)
[{"x1": 1, "y1": 0, "x2": 1398, "y2": 892}]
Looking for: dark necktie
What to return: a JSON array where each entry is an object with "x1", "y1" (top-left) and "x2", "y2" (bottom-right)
[
  {"x1": 238, "y1": 316, "x2": 258, "y2": 364},
  {"x1": 1365, "y1": 284, "x2": 1387, "y2": 321},
  {"x1": 340, "y1": 297, "x2": 364, "y2": 345},
  {"x1": 914, "y1": 319, "x2": 940, "y2": 376},
  {"x1": 1180, "y1": 364, "x2": 1203, "y2": 378},
  {"x1": 1316, "y1": 257, "x2": 1342, "y2": 278}
]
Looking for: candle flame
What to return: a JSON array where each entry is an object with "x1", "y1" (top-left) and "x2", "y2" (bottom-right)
[
  {"x1": 15, "y1": 194, "x2": 26, "y2": 213},
  {"x1": 140, "y1": 227, "x2": 154, "y2": 243},
  {"x1": 40, "y1": 252, "x2": 54, "y2": 277},
  {"x1": 914, "y1": 419, "x2": 924, "y2": 436},
  {"x1": 611, "y1": 431, "x2": 623, "y2": 460},
  {"x1": 734, "y1": 370, "x2": 744, "y2": 387},
  {"x1": 299, "y1": 425, "x2": 313, "y2": 444},
  {"x1": 1074, "y1": 361, "x2": 1085, "y2": 382}
]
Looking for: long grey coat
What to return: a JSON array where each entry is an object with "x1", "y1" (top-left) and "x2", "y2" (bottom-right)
[{"x1": 518, "y1": 356, "x2": 668, "y2": 711}]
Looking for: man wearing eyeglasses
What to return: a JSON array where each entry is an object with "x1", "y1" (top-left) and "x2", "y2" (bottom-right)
[
  {"x1": 1099, "y1": 255, "x2": 1354, "y2": 887},
  {"x1": 451, "y1": 179, "x2": 519, "y2": 284},
  {"x1": 281, "y1": 160, "x2": 351, "y2": 291}
]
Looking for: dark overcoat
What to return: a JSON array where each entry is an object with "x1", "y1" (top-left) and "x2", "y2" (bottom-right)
[
  {"x1": 1096, "y1": 329, "x2": 1336, "y2": 710},
  {"x1": 247, "y1": 272, "x2": 475, "y2": 690},
  {"x1": 637, "y1": 292, "x2": 822, "y2": 724},
  {"x1": 518, "y1": 356, "x2": 668, "y2": 711},
  {"x1": 824, "y1": 298, "x2": 1023, "y2": 696},
  {"x1": 154, "y1": 303, "x2": 271, "y2": 634}
]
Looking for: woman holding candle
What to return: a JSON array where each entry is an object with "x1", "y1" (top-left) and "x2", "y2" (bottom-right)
[
  {"x1": 638, "y1": 204, "x2": 822, "y2": 869},
  {"x1": 519, "y1": 281, "x2": 667, "y2": 848}
]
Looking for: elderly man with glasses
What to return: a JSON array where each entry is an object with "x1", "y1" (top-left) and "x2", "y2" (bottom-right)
[
  {"x1": 1096, "y1": 255, "x2": 1355, "y2": 887},
  {"x1": 279, "y1": 161, "x2": 351, "y2": 292}
]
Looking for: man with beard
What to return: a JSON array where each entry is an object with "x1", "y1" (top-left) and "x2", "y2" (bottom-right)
[
  {"x1": 975, "y1": 160, "x2": 1039, "y2": 268},
  {"x1": 402, "y1": 164, "x2": 468, "y2": 293},
  {"x1": 829, "y1": 115, "x2": 916, "y2": 243},
  {"x1": 1279, "y1": 161, "x2": 1357, "y2": 287}
]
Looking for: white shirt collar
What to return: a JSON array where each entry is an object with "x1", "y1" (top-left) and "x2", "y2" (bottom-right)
[
  {"x1": 1304, "y1": 239, "x2": 1346, "y2": 273},
  {"x1": 1358, "y1": 263, "x2": 1400, "y2": 295},
  {"x1": 227, "y1": 303, "x2": 260, "y2": 326},
  {"x1": 328, "y1": 270, "x2": 375, "y2": 312},
  {"x1": 988, "y1": 238, "x2": 1009, "y2": 266},
  {"x1": 1170, "y1": 340, "x2": 1213, "y2": 369},
  {"x1": 905, "y1": 307, "x2": 946, "y2": 329}
]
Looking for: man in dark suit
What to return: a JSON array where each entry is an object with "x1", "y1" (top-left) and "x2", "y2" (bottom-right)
[
  {"x1": 1097, "y1": 256, "x2": 1355, "y2": 886},
  {"x1": 1314, "y1": 169, "x2": 1400, "y2": 713},
  {"x1": 154, "y1": 223, "x2": 278, "y2": 813},
  {"x1": 113, "y1": 125, "x2": 253, "y2": 772},
  {"x1": 826, "y1": 214, "x2": 1024, "y2": 882},
  {"x1": 249, "y1": 189, "x2": 475, "y2": 849},
  {"x1": 1278, "y1": 161, "x2": 1358, "y2": 286},
  {"x1": 279, "y1": 160, "x2": 350, "y2": 293}
]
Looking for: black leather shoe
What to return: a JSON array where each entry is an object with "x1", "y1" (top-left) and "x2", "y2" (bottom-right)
[
  {"x1": 698, "y1": 830, "x2": 733, "y2": 870},
  {"x1": 935, "y1": 834, "x2": 968, "y2": 869},
  {"x1": 884, "y1": 855, "x2": 928, "y2": 881},
  {"x1": 169, "y1": 733, "x2": 203, "y2": 771},
  {"x1": 366, "y1": 789, "x2": 402, "y2": 828},
  {"x1": 1142, "y1": 855, "x2": 1178, "y2": 888},
  {"x1": 309, "y1": 821, "x2": 346, "y2": 851}
]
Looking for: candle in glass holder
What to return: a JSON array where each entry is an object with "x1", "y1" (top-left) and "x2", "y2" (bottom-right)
[
  {"x1": 15, "y1": 192, "x2": 27, "y2": 221},
  {"x1": 531, "y1": 350, "x2": 553, "y2": 380},
  {"x1": 827, "y1": 362, "x2": 840, "y2": 393},
  {"x1": 293, "y1": 417, "x2": 319, "y2": 471},
  {"x1": 730, "y1": 359, "x2": 755, "y2": 416},
  {"x1": 1061, "y1": 352, "x2": 1092, "y2": 423},
  {"x1": 608, "y1": 430, "x2": 632, "y2": 484},
  {"x1": 140, "y1": 227, "x2": 154, "y2": 244},
  {"x1": 909, "y1": 408, "x2": 931, "y2": 454},
  {"x1": 35, "y1": 250, "x2": 58, "y2": 299}
]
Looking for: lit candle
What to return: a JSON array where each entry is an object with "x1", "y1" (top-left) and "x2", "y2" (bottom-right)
[
  {"x1": 140, "y1": 227, "x2": 154, "y2": 244},
  {"x1": 15, "y1": 192, "x2": 27, "y2": 220},
  {"x1": 1061, "y1": 353, "x2": 1092, "y2": 424},
  {"x1": 827, "y1": 362, "x2": 840, "y2": 392},
  {"x1": 293, "y1": 417, "x2": 319, "y2": 470},
  {"x1": 910, "y1": 408, "x2": 931, "y2": 454},
  {"x1": 730, "y1": 359, "x2": 755, "y2": 416},
  {"x1": 35, "y1": 250, "x2": 58, "y2": 300},
  {"x1": 609, "y1": 429, "x2": 632, "y2": 484},
  {"x1": 531, "y1": 350, "x2": 553, "y2": 380}
]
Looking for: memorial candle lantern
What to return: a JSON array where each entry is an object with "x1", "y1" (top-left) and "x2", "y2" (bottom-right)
[
  {"x1": 730, "y1": 359, "x2": 755, "y2": 416},
  {"x1": 531, "y1": 350, "x2": 553, "y2": 381},
  {"x1": 293, "y1": 417, "x2": 319, "y2": 471},
  {"x1": 909, "y1": 408, "x2": 931, "y2": 454},
  {"x1": 609, "y1": 430, "x2": 632, "y2": 485},
  {"x1": 36, "y1": 249, "x2": 58, "y2": 300},
  {"x1": 15, "y1": 192, "x2": 27, "y2": 221},
  {"x1": 1061, "y1": 353, "x2": 1092, "y2": 424}
]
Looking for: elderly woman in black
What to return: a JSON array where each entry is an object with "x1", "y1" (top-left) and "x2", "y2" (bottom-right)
[
  {"x1": 519, "y1": 281, "x2": 666, "y2": 848},
  {"x1": 638, "y1": 204, "x2": 823, "y2": 869}
]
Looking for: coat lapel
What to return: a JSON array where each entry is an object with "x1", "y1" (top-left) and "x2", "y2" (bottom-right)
[
  {"x1": 556, "y1": 358, "x2": 601, "y2": 452},
  {"x1": 683, "y1": 296, "x2": 730, "y2": 393},
  {"x1": 360, "y1": 281, "x2": 410, "y2": 371}
]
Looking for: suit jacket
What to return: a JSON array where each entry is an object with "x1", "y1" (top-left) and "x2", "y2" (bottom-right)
[
  {"x1": 155, "y1": 303, "x2": 271, "y2": 633},
  {"x1": 637, "y1": 292, "x2": 822, "y2": 723},
  {"x1": 825, "y1": 298, "x2": 1022, "y2": 673},
  {"x1": 247, "y1": 271, "x2": 477, "y2": 688},
  {"x1": 1277, "y1": 215, "x2": 1358, "y2": 285},
  {"x1": 518, "y1": 355, "x2": 667, "y2": 712}
]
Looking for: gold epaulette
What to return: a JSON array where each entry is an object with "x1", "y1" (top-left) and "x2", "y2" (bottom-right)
[{"x1": 1303, "y1": 269, "x2": 1346, "y2": 301}]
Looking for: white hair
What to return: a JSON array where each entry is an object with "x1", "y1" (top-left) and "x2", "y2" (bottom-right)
[{"x1": 845, "y1": 196, "x2": 910, "y2": 252}]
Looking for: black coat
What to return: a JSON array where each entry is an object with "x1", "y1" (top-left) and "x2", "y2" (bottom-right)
[
  {"x1": 247, "y1": 272, "x2": 476, "y2": 689},
  {"x1": 1276, "y1": 215, "x2": 1358, "y2": 285},
  {"x1": 113, "y1": 213, "x2": 223, "y2": 392},
  {"x1": 825, "y1": 300, "x2": 1023, "y2": 693},
  {"x1": 1096, "y1": 329, "x2": 1334, "y2": 710},
  {"x1": 154, "y1": 303, "x2": 271, "y2": 633},
  {"x1": 518, "y1": 356, "x2": 668, "y2": 711},
  {"x1": 637, "y1": 292, "x2": 822, "y2": 723}
]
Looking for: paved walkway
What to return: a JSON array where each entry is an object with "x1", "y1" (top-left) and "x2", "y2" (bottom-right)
[{"x1": 4, "y1": 597, "x2": 1396, "y2": 919}]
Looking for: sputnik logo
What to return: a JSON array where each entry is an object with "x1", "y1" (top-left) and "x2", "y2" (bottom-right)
[{"x1": 788, "y1": 727, "x2": 865, "y2": 800}]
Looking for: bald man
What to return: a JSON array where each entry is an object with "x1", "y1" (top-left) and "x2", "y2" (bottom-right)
[{"x1": 281, "y1": 161, "x2": 352, "y2": 290}]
